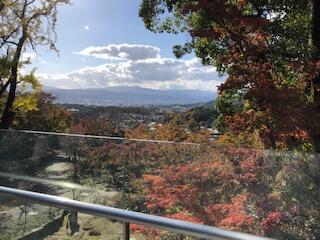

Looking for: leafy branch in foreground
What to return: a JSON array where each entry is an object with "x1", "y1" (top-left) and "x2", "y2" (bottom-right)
[
  {"x1": 139, "y1": 0, "x2": 320, "y2": 151},
  {"x1": 0, "y1": 0, "x2": 70, "y2": 129}
]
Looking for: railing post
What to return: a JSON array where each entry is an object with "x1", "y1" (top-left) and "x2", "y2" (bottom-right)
[
  {"x1": 24, "y1": 204, "x2": 27, "y2": 231},
  {"x1": 121, "y1": 139, "x2": 127, "y2": 209},
  {"x1": 123, "y1": 222, "x2": 130, "y2": 240}
]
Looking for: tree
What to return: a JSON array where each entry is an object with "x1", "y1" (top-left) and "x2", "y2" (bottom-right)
[
  {"x1": 131, "y1": 146, "x2": 320, "y2": 239},
  {"x1": 71, "y1": 117, "x2": 124, "y2": 137},
  {"x1": 0, "y1": 0, "x2": 70, "y2": 129},
  {"x1": 139, "y1": 0, "x2": 320, "y2": 150},
  {"x1": 14, "y1": 92, "x2": 72, "y2": 132}
]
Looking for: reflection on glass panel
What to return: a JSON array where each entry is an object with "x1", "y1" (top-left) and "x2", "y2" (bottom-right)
[
  {"x1": 0, "y1": 130, "x2": 126, "y2": 239},
  {"x1": 128, "y1": 141, "x2": 320, "y2": 240},
  {"x1": 131, "y1": 225, "x2": 191, "y2": 240},
  {"x1": 1, "y1": 130, "x2": 320, "y2": 239},
  {"x1": 0, "y1": 195, "x2": 124, "y2": 240}
]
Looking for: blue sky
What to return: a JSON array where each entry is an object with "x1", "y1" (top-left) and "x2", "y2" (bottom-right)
[{"x1": 29, "y1": 0, "x2": 224, "y2": 92}]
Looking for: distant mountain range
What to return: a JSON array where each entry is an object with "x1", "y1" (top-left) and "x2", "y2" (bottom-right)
[{"x1": 45, "y1": 86, "x2": 217, "y2": 106}]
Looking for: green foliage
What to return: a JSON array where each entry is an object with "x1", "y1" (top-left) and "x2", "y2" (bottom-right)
[
  {"x1": 172, "y1": 103, "x2": 218, "y2": 131},
  {"x1": 0, "y1": 70, "x2": 42, "y2": 116},
  {"x1": 0, "y1": 0, "x2": 71, "y2": 53},
  {"x1": 0, "y1": 0, "x2": 71, "y2": 128},
  {"x1": 0, "y1": 56, "x2": 11, "y2": 80},
  {"x1": 19, "y1": 70, "x2": 42, "y2": 91},
  {"x1": 214, "y1": 91, "x2": 244, "y2": 133},
  {"x1": 139, "y1": 0, "x2": 320, "y2": 150},
  {"x1": 14, "y1": 92, "x2": 72, "y2": 132}
]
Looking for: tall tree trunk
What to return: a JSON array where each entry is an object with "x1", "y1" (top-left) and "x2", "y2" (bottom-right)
[
  {"x1": 311, "y1": 0, "x2": 320, "y2": 150},
  {"x1": 311, "y1": 0, "x2": 320, "y2": 104},
  {"x1": 312, "y1": 0, "x2": 320, "y2": 55},
  {"x1": 0, "y1": 32, "x2": 26, "y2": 129},
  {"x1": 0, "y1": 80, "x2": 10, "y2": 98}
]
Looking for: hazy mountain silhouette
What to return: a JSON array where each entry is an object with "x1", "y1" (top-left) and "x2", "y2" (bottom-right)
[{"x1": 45, "y1": 86, "x2": 217, "y2": 106}]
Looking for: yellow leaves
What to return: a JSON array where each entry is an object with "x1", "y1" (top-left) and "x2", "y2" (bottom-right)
[
  {"x1": 13, "y1": 94, "x2": 38, "y2": 112},
  {"x1": 19, "y1": 70, "x2": 42, "y2": 91},
  {"x1": 12, "y1": 70, "x2": 42, "y2": 113}
]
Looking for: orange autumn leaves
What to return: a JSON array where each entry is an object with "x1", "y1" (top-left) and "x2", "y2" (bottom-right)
[
  {"x1": 181, "y1": 0, "x2": 317, "y2": 150},
  {"x1": 206, "y1": 194, "x2": 254, "y2": 231},
  {"x1": 131, "y1": 147, "x2": 316, "y2": 239},
  {"x1": 133, "y1": 148, "x2": 267, "y2": 237},
  {"x1": 143, "y1": 159, "x2": 235, "y2": 211}
]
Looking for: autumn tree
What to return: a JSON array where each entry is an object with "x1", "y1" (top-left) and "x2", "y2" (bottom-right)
[
  {"x1": 139, "y1": 0, "x2": 320, "y2": 150},
  {"x1": 14, "y1": 92, "x2": 72, "y2": 132},
  {"x1": 0, "y1": 0, "x2": 70, "y2": 129},
  {"x1": 130, "y1": 146, "x2": 320, "y2": 239},
  {"x1": 138, "y1": 4, "x2": 320, "y2": 237}
]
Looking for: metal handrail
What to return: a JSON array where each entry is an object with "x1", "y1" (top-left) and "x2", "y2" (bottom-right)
[
  {"x1": 0, "y1": 186, "x2": 272, "y2": 240},
  {"x1": 0, "y1": 129, "x2": 200, "y2": 145},
  {"x1": 0, "y1": 129, "x2": 125, "y2": 141}
]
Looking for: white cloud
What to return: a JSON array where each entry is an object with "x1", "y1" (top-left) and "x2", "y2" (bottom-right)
[
  {"x1": 22, "y1": 52, "x2": 36, "y2": 62},
  {"x1": 22, "y1": 52, "x2": 49, "y2": 65},
  {"x1": 37, "y1": 57, "x2": 224, "y2": 92},
  {"x1": 76, "y1": 43, "x2": 161, "y2": 61},
  {"x1": 84, "y1": 25, "x2": 90, "y2": 31},
  {"x1": 37, "y1": 43, "x2": 225, "y2": 92}
]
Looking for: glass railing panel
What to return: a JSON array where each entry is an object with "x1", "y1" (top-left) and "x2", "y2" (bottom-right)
[
  {"x1": 0, "y1": 130, "x2": 126, "y2": 239},
  {"x1": 1, "y1": 129, "x2": 320, "y2": 239},
  {"x1": 0, "y1": 130, "x2": 124, "y2": 204},
  {"x1": 0, "y1": 195, "x2": 61, "y2": 240},
  {"x1": 127, "y1": 140, "x2": 320, "y2": 240},
  {"x1": 127, "y1": 140, "x2": 205, "y2": 239},
  {"x1": 130, "y1": 224, "x2": 194, "y2": 240},
  {"x1": 0, "y1": 194, "x2": 124, "y2": 240}
]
